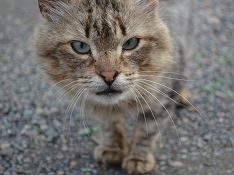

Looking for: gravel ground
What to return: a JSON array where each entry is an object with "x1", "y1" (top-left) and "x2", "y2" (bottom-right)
[{"x1": 0, "y1": 0, "x2": 233, "y2": 175}]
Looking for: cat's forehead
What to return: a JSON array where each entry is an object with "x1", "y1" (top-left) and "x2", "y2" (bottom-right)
[
  {"x1": 75, "y1": 0, "x2": 130, "y2": 49},
  {"x1": 50, "y1": 0, "x2": 157, "y2": 50},
  {"x1": 82, "y1": 1, "x2": 127, "y2": 33},
  {"x1": 77, "y1": 0, "x2": 124, "y2": 13}
]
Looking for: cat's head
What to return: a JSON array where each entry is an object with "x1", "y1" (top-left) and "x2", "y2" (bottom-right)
[{"x1": 36, "y1": 0, "x2": 172, "y2": 105}]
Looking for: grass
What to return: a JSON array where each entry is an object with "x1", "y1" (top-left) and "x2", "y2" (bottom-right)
[
  {"x1": 201, "y1": 80, "x2": 222, "y2": 93},
  {"x1": 225, "y1": 91, "x2": 234, "y2": 98},
  {"x1": 173, "y1": 170, "x2": 182, "y2": 175},
  {"x1": 219, "y1": 47, "x2": 231, "y2": 65},
  {"x1": 77, "y1": 126, "x2": 101, "y2": 138},
  {"x1": 80, "y1": 167, "x2": 97, "y2": 174},
  {"x1": 192, "y1": 52, "x2": 202, "y2": 62}
]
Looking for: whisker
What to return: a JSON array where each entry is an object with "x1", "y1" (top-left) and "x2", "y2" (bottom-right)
[
  {"x1": 68, "y1": 88, "x2": 87, "y2": 137},
  {"x1": 53, "y1": 80, "x2": 79, "y2": 96},
  {"x1": 63, "y1": 88, "x2": 83, "y2": 139},
  {"x1": 55, "y1": 83, "x2": 79, "y2": 106},
  {"x1": 139, "y1": 70, "x2": 186, "y2": 77},
  {"x1": 129, "y1": 87, "x2": 149, "y2": 136},
  {"x1": 81, "y1": 91, "x2": 89, "y2": 133},
  {"x1": 137, "y1": 81, "x2": 180, "y2": 106},
  {"x1": 133, "y1": 88, "x2": 162, "y2": 141},
  {"x1": 130, "y1": 88, "x2": 140, "y2": 123},
  {"x1": 135, "y1": 83, "x2": 180, "y2": 142},
  {"x1": 65, "y1": 89, "x2": 83, "y2": 118},
  {"x1": 47, "y1": 79, "x2": 71, "y2": 95},
  {"x1": 129, "y1": 87, "x2": 141, "y2": 123},
  {"x1": 138, "y1": 75, "x2": 195, "y2": 82},
  {"x1": 138, "y1": 79, "x2": 204, "y2": 118}
]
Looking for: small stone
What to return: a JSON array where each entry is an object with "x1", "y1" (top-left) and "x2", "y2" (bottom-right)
[
  {"x1": 230, "y1": 138, "x2": 234, "y2": 149},
  {"x1": 46, "y1": 156, "x2": 52, "y2": 161},
  {"x1": 4, "y1": 171, "x2": 11, "y2": 175},
  {"x1": 69, "y1": 160, "x2": 77, "y2": 168},
  {"x1": 158, "y1": 155, "x2": 167, "y2": 161},
  {"x1": 56, "y1": 170, "x2": 65, "y2": 175},
  {"x1": 62, "y1": 145, "x2": 68, "y2": 151},
  {"x1": 160, "y1": 166, "x2": 166, "y2": 171},
  {"x1": 23, "y1": 157, "x2": 31, "y2": 163},
  {"x1": 0, "y1": 142, "x2": 10, "y2": 150},
  {"x1": 0, "y1": 148, "x2": 13, "y2": 156},
  {"x1": 56, "y1": 153, "x2": 64, "y2": 160},
  {"x1": 0, "y1": 164, "x2": 4, "y2": 173},
  {"x1": 159, "y1": 161, "x2": 166, "y2": 166},
  {"x1": 204, "y1": 134, "x2": 212, "y2": 141},
  {"x1": 41, "y1": 124, "x2": 48, "y2": 130},
  {"x1": 180, "y1": 137, "x2": 188, "y2": 143},
  {"x1": 169, "y1": 160, "x2": 184, "y2": 168},
  {"x1": 159, "y1": 143, "x2": 164, "y2": 149},
  {"x1": 197, "y1": 138, "x2": 205, "y2": 148}
]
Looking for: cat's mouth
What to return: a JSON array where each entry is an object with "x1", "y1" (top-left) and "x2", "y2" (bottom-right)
[{"x1": 96, "y1": 88, "x2": 122, "y2": 96}]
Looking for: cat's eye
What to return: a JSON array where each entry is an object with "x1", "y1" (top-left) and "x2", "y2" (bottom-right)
[
  {"x1": 71, "y1": 41, "x2": 91, "y2": 54},
  {"x1": 122, "y1": 37, "x2": 140, "y2": 51}
]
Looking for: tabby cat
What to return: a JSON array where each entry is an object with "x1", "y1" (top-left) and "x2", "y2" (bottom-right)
[{"x1": 36, "y1": 0, "x2": 194, "y2": 174}]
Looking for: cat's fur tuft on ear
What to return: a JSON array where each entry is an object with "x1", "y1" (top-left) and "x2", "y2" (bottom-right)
[
  {"x1": 38, "y1": 0, "x2": 71, "y2": 21},
  {"x1": 38, "y1": 0, "x2": 57, "y2": 20}
]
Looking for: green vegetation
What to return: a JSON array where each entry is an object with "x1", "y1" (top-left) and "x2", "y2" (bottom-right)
[{"x1": 201, "y1": 80, "x2": 222, "y2": 93}]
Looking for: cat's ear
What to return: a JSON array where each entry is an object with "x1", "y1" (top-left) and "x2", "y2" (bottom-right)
[
  {"x1": 38, "y1": 0, "x2": 57, "y2": 20},
  {"x1": 38, "y1": 0, "x2": 72, "y2": 21}
]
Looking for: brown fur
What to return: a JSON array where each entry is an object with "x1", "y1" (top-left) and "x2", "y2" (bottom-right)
[{"x1": 36, "y1": 0, "x2": 195, "y2": 174}]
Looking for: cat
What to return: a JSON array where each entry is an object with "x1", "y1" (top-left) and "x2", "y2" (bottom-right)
[{"x1": 36, "y1": 0, "x2": 195, "y2": 174}]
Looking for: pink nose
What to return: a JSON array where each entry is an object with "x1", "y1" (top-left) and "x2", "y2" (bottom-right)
[{"x1": 99, "y1": 71, "x2": 119, "y2": 86}]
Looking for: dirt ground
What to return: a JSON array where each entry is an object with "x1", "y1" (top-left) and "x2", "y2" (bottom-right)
[{"x1": 0, "y1": 0, "x2": 233, "y2": 175}]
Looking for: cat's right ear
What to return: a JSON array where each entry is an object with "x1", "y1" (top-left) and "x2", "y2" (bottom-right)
[
  {"x1": 38, "y1": 0, "x2": 58, "y2": 20},
  {"x1": 38, "y1": 0, "x2": 53, "y2": 20}
]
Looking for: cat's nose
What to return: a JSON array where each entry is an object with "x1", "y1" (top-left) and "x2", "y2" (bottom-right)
[{"x1": 99, "y1": 70, "x2": 119, "y2": 86}]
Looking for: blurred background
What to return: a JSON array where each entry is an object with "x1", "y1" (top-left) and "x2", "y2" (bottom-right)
[{"x1": 0, "y1": 0, "x2": 233, "y2": 175}]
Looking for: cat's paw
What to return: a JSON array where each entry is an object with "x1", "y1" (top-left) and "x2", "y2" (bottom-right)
[
  {"x1": 122, "y1": 153, "x2": 156, "y2": 174},
  {"x1": 94, "y1": 145, "x2": 124, "y2": 165}
]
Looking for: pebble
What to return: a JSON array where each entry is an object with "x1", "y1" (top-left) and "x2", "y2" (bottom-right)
[
  {"x1": 168, "y1": 160, "x2": 184, "y2": 168},
  {"x1": 230, "y1": 138, "x2": 234, "y2": 149},
  {"x1": 56, "y1": 170, "x2": 65, "y2": 175},
  {"x1": 158, "y1": 155, "x2": 167, "y2": 161},
  {"x1": 0, "y1": 142, "x2": 11, "y2": 150},
  {"x1": 69, "y1": 160, "x2": 77, "y2": 168},
  {"x1": 0, "y1": 164, "x2": 4, "y2": 173},
  {"x1": 56, "y1": 153, "x2": 64, "y2": 160}
]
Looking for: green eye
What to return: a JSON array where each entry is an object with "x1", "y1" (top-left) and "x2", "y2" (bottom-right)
[
  {"x1": 71, "y1": 41, "x2": 91, "y2": 54},
  {"x1": 123, "y1": 37, "x2": 140, "y2": 51}
]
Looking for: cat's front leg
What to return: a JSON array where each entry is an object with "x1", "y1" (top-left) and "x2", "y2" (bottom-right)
[
  {"x1": 94, "y1": 119, "x2": 129, "y2": 165},
  {"x1": 122, "y1": 112, "x2": 166, "y2": 174}
]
